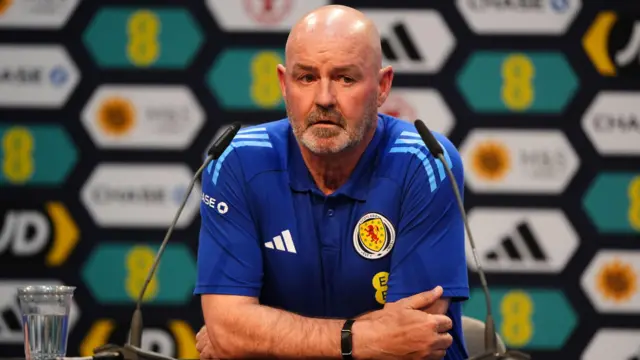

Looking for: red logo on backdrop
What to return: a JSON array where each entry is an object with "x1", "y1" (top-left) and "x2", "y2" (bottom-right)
[
  {"x1": 380, "y1": 94, "x2": 416, "y2": 120},
  {"x1": 242, "y1": 0, "x2": 294, "y2": 24}
]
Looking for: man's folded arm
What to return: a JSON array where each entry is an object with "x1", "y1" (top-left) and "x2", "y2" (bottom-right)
[{"x1": 201, "y1": 294, "x2": 363, "y2": 359}]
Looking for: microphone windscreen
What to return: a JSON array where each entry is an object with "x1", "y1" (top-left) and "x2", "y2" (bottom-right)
[
  {"x1": 208, "y1": 122, "x2": 242, "y2": 159},
  {"x1": 414, "y1": 119, "x2": 444, "y2": 157}
]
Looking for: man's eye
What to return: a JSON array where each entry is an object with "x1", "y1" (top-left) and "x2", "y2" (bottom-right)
[
  {"x1": 340, "y1": 76, "x2": 355, "y2": 83},
  {"x1": 299, "y1": 74, "x2": 314, "y2": 82}
]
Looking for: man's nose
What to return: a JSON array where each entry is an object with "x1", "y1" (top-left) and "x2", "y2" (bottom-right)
[{"x1": 314, "y1": 79, "x2": 336, "y2": 108}]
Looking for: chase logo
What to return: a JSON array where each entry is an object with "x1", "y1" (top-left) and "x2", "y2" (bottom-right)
[
  {"x1": 582, "y1": 91, "x2": 640, "y2": 155},
  {"x1": 80, "y1": 163, "x2": 201, "y2": 228},
  {"x1": 0, "y1": 45, "x2": 79, "y2": 108},
  {"x1": 80, "y1": 318, "x2": 198, "y2": 358},
  {"x1": 0, "y1": 280, "x2": 80, "y2": 344},
  {"x1": 0, "y1": 202, "x2": 78, "y2": 267},
  {"x1": 457, "y1": 0, "x2": 581, "y2": 35},
  {"x1": 583, "y1": 10, "x2": 640, "y2": 77}
]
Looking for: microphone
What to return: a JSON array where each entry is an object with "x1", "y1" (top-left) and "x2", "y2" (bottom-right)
[
  {"x1": 413, "y1": 120, "x2": 530, "y2": 360},
  {"x1": 92, "y1": 122, "x2": 242, "y2": 360}
]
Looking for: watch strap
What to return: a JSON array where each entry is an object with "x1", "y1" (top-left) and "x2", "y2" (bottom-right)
[{"x1": 341, "y1": 319, "x2": 355, "y2": 359}]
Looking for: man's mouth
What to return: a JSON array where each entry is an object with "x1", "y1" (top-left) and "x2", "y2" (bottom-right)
[{"x1": 313, "y1": 120, "x2": 339, "y2": 126}]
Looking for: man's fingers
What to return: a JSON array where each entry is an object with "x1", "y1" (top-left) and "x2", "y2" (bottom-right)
[
  {"x1": 432, "y1": 314, "x2": 453, "y2": 333},
  {"x1": 400, "y1": 286, "x2": 444, "y2": 309},
  {"x1": 196, "y1": 325, "x2": 207, "y2": 341},
  {"x1": 433, "y1": 332, "x2": 453, "y2": 350}
]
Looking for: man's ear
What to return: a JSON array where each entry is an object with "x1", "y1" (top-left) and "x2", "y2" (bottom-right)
[
  {"x1": 277, "y1": 64, "x2": 287, "y2": 100},
  {"x1": 377, "y1": 66, "x2": 394, "y2": 107}
]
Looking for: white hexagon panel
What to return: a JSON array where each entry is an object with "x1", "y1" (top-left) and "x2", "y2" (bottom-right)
[
  {"x1": 465, "y1": 208, "x2": 579, "y2": 273},
  {"x1": 379, "y1": 88, "x2": 455, "y2": 136},
  {"x1": 362, "y1": 9, "x2": 456, "y2": 74},
  {"x1": 81, "y1": 85, "x2": 204, "y2": 150},
  {"x1": 0, "y1": 279, "x2": 80, "y2": 344},
  {"x1": 582, "y1": 329, "x2": 640, "y2": 360},
  {"x1": 456, "y1": 0, "x2": 582, "y2": 35},
  {"x1": 80, "y1": 163, "x2": 201, "y2": 229},
  {"x1": 0, "y1": 45, "x2": 80, "y2": 108},
  {"x1": 581, "y1": 250, "x2": 640, "y2": 314},
  {"x1": 582, "y1": 91, "x2": 640, "y2": 156},
  {"x1": 0, "y1": 0, "x2": 80, "y2": 29},
  {"x1": 206, "y1": 0, "x2": 329, "y2": 32},
  {"x1": 459, "y1": 129, "x2": 579, "y2": 194}
]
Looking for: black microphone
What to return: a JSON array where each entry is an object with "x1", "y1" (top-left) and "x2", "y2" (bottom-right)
[
  {"x1": 413, "y1": 119, "x2": 530, "y2": 360},
  {"x1": 92, "y1": 122, "x2": 242, "y2": 360}
]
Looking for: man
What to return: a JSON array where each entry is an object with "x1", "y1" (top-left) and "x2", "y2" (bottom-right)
[{"x1": 194, "y1": 4, "x2": 469, "y2": 359}]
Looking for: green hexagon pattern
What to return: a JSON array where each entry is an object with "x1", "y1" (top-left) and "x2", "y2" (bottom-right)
[
  {"x1": 208, "y1": 48, "x2": 286, "y2": 110},
  {"x1": 456, "y1": 51, "x2": 578, "y2": 114},
  {"x1": 0, "y1": 124, "x2": 77, "y2": 186},
  {"x1": 83, "y1": 7, "x2": 203, "y2": 69},
  {"x1": 82, "y1": 242, "x2": 196, "y2": 305},
  {"x1": 583, "y1": 172, "x2": 640, "y2": 234},
  {"x1": 463, "y1": 287, "x2": 577, "y2": 350}
]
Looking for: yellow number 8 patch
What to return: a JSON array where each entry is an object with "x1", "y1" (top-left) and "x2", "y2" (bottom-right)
[
  {"x1": 500, "y1": 290, "x2": 534, "y2": 347},
  {"x1": 372, "y1": 271, "x2": 389, "y2": 305}
]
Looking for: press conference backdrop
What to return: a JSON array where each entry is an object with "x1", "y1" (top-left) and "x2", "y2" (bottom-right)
[{"x1": 0, "y1": 0, "x2": 639, "y2": 358}]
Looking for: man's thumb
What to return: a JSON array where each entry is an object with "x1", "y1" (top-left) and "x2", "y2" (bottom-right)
[{"x1": 402, "y1": 286, "x2": 444, "y2": 309}]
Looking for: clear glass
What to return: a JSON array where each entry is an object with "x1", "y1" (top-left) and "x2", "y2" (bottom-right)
[{"x1": 17, "y1": 285, "x2": 76, "y2": 360}]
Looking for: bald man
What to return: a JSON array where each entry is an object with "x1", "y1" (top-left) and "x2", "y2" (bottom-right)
[{"x1": 193, "y1": 5, "x2": 469, "y2": 359}]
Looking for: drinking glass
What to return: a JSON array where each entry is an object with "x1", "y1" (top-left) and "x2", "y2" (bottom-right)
[{"x1": 17, "y1": 285, "x2": 76, "y2": 360}]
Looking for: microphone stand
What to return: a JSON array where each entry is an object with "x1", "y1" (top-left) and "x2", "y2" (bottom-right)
[
  {"x1": 91, "y1": 122, "x2": 242, "y2": 360},
  {"x1": 413, "y1": 120, "x2": 530, "y2": 360}
]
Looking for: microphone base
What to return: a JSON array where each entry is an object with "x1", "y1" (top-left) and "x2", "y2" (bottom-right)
[
  {"x1": 467, "y1": 350, "x2": 531, "y2": 360},
  {"x1": 93, "y1": 344, "x2": 177, "y2": 360}
]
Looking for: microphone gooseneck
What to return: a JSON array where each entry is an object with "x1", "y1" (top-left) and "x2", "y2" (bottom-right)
[
  {"x1": 413, "y1": 119, "x2": 530, "y2": 360},
  {"x1": 93, "y1": 122, "x2": 242, "y2": 360}
]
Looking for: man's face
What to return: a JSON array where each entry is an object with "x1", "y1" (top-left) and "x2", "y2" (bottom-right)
[{"x1": 278, "y1": 35, "x2": 381, "y2": 155}]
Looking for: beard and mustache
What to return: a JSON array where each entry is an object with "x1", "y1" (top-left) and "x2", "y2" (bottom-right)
[{"x1": 287, "y1": 99, "x2": 378, "y2": 155}]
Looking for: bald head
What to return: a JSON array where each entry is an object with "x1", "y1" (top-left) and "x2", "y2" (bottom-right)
[{"x1": 285, "y1": 5, "x2": 382, "y2": 70}]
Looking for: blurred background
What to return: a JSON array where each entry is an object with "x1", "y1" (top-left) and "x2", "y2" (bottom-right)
[{"x1": 0, "y1": 0, "x2": 639, "y2": 359}]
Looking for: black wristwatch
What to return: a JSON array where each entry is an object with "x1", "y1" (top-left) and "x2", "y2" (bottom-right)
[{"x1": 341, "y1": 319, "x2": 356, "y2": 359}]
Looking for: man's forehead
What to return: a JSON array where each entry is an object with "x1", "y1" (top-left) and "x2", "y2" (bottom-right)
[{"x1": 291, "y1": 62, "x2": 362, "y2": 72}]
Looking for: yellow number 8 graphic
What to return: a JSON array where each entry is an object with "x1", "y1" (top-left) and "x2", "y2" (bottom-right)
[
  {"x1": 125, "y1": 246, "x2": 159, "y2": 301},
  {"x1": 501, "y1": 54, "x2": 535, "y2": 111},
  {"x1": 500, "y1": 290, "x2": 533, "y2": 347},
  {"x1": 2, "y1": 126, "x2": 34, "y2": 184},
  {"x1": 127, "y1": 10, "x2": 160, "y2": 67},
  {"x1": 250, "y1": 51, "x2": 283, "y2": 108},
  {"x1": 628, "y1": 176, "x2": 640, "y2": 231}
]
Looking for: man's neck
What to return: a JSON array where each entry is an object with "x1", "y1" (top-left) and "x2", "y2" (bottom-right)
[{"x1": 299, "y1": 126, "x2": 376, "y2": 196}]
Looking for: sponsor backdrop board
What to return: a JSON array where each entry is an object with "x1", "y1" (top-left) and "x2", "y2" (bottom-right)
[{"x1": 0, "y1": 0, "x2": 638, "y2": 359}]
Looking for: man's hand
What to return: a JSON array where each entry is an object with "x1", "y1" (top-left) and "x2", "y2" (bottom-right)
[
  {"x1": 353, "y1": 286, "x2": 454, "y2": 360},
  {"x1": 195, "y1": 325, "x2": 218, "y2": 360}
]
